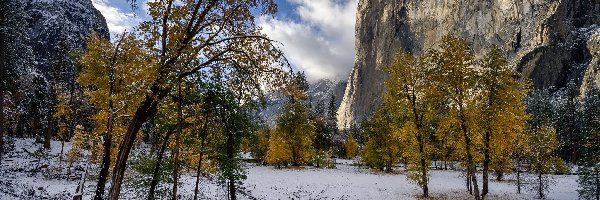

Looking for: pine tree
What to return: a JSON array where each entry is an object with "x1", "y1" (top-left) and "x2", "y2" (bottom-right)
[
  {"x1": 0, "y1": 0, "x2": 34, "y2": 164},
  {"x1": 578, "y1": 84, "x2": 600, "y2": 200},
  {"x1": 553, "y1": 81, "x2": 585, "y2": 163},
  {"x1": 383, "y1": 51, "x2": 434, "y2": 197},
  {"x1": 477, "y1": 48, "x2": 530, "y2": 196}
]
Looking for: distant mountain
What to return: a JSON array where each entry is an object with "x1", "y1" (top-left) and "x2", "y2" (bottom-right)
[{"x1": 258, "y1": 79, "x2": 347, "y2": 127}]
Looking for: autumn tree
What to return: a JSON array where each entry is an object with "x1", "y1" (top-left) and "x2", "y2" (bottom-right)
[
  {"x1": 268, "y1": 98, "x2": 315, "y2": 167},
  {"x1": 383, "y1": 51, "x2": 434, "y2": 197},
  {"x1": 524, "y1": 122, "x2": 561, "y2": 199},
  {"x1": 477, "y1": 47, "x2": 530, "y2": 196},
  {"x1": 428, "y1": 36, "x2": 482, "y2": 200},
  {"x1": 361, "y1": 104, "x2": 402, "y2": 172},
  {"x1": 77, "y1": 32, "x2": 156, "y2": 200},
  {"x1": 107, "y1": 0, "x2": 289, "y2": 198}
]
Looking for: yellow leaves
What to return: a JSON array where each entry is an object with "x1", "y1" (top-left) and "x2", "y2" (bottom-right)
[
  {"x1": 265, "y1": 130, "x2": 292, "y2": 166},
  {"x1": 345, "y1": 136, "x2": 358, "y2": 159}
]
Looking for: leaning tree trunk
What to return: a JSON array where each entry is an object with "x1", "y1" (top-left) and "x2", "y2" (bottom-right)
[
  {"x1": 108, "y1": 83, "x2": 164, "y2": 200},
  {"x1": 148, "y1": 130, "x2": 174, "y2": 200},
  {"x1": 94, "y1": 68, "x2": 117, "y2": 200}
]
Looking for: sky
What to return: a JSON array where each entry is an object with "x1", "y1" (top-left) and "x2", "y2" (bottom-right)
[{"x1": 91, "y1": 0, "x2": 358, "y2": 82}]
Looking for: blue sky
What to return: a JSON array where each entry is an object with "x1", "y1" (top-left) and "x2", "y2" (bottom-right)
[{"x1": 92, "y1": 0, "x2": 358, "y2": 82}]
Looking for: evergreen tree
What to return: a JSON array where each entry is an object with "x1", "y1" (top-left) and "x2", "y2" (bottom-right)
[
  {"x1": 578, "y1": 84, "x2": 600, "y2": 200},
  {"x1": 0, "y1": 0, "x2": 34, "y2": 164},
  {"x1": 553, "y1": 81, "x2": 585, "y2": 163}
]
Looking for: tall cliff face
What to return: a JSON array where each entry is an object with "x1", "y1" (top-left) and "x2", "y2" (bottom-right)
[
  {"x1": 338, "y1": 0, "x2": 600, "y2": 129},
  {"x1": 21, "y1": 0, "x2": 110, "y2": 72}
]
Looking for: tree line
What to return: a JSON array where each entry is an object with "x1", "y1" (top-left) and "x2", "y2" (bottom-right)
[{"x1": 350, "y1": 36, "x2": 600, "y2": 200}]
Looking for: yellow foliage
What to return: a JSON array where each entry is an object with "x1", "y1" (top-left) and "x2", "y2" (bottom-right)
[
  {"x1": 265, "y1": 130, "x2": 292, "y2": 167},
  {"x1": 345, "y1": 136, "x2": 358, "y2": 159}
]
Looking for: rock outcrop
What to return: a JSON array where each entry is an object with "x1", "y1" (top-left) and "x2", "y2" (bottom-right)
[
  {"x1": 21, "y1": 0, "x2": 109, "y2": 72},
  {"x1": 338, "y1": 0, "x2": 600, "y2": 129}
]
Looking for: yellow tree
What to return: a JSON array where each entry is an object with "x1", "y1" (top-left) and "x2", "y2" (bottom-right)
[
  {"x1": 525, "y1": 122, "x2": 560, "y2": 199},
  {"x1": 477, "y1": 47, "x2": 530, "y2": 196},
  {"x1": 77, "y1": 32, "x2": 156, "y2": 200},
  {"x1": 384, "y1": 51, "x2": 434, "y2": 197},
  {"x1": 428, "y1": 36, "x2": 482, "y2": 200},
  {"x1": 266, "y1": 129, "x2": 292, "y2": 168},
  {"x1": 108, "y1": 1, "x2": 290, "y2": 197},
  {"x1": 345, "y1": 135, "x2": 358, "y2": 159}
]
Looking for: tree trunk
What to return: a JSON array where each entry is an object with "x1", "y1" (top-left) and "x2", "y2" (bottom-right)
[
  {"x1": 109, "y1": 85, "x2": 163, "y2": 200},
  {"x1": 460, "y1": 107, "x2": 480, "y2": 200},
  {"x1": 227, "y1": 129, "x2": 236, "y2": 200},
  {"x1": 538, "y1": 172, "x2": 544, "y2": 199},
  {"x1": 482, "y1": 128, "x2": 490, "y2": 197},
  {"x1": 44, "y1": 119, "x2": 52, "y2": 149},
  {"x1": 193, "y1": 132, "x2": 207, "y2": 200},
  {"x1": 148, "y1": 130, "x2": 174, "y2": 200},
  {"x1": 516, "y1": 164, "x2": 521, "y2": 194},
  {"x1": 171, "y1": 81, "x2": 183, "y2": 200},
  {"x1": 595, "y1": 168, "x2": 599, "y2": 200},
  {"x1": 0, "y1": 36, "x2": 5, "y2": 167}
]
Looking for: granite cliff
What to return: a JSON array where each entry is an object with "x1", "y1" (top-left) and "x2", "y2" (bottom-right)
[{"x1": 338, "y1": 0, "x2": 600, "y2": 129}]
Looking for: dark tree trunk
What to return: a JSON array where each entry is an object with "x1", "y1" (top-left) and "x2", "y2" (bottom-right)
[
  {"x1": 109, "y1": 84, "x2": 163, "y2": 200},
  {"x1": 94, "y1": 87, "x2": 115, "y2": 200},
  {"x1": 459, "y1": 106, "x2": 480, "y2": 200},
  {"x1": 0, "y1": 35, "x2": 5, "y2": 167},
  {"x1": 44, "y1": 119, "x2": 52, "y2": 149},
  {"x1": 193, "y1": 120, "x2": 209, "y2": 200},
  {"x1": 227, "y1": 129, "x2": 236, "y2": 200},
  {"x1": 516, "y1": 166, "x2": 521, "y2": 194},
  {"x1": 148, "y1": 130, "x2": 174, "y2": 200},
  {"x1": 538, "y1": 171, "x2": 544, "y2": 199},
  {"x1": 171, "y1": 81, "x2": 183, "y2": 200},
  {"x1": 595, "y1": 168, "x2": 599, "y2": 200},
  {"x1": 482, "y1": 128, "x2": 490, "y2": 197}
]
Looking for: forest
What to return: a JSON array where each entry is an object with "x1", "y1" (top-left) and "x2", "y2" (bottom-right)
[{"x1": 1, "y1": 0, "x2": 600, "y2": 199}]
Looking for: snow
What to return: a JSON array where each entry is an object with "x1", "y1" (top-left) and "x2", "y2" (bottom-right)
[{"x1": 0, "y1": 139, "x2": 581, "y2": 199}]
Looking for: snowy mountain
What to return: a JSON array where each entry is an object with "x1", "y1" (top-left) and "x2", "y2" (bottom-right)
[
  {"x1": 21, "y1": 0, "x2": 109, "y2": 73},
  {"x1": 258, "y1": 79, "x2": 347, "y2": 127}
]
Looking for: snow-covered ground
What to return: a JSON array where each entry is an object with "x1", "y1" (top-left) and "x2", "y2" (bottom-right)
[{"x1": 0, "y1": 139, "x2": 580, "y2": 199}]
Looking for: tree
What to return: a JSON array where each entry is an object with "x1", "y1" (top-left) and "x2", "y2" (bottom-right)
[
  {"x1": 553, "y1": 81, "x2": 585, "y2": 163},
  {"x1": 269, "y1": 99, "x2": 315, "y2": 167},
  {"x1": 345, "y1": 135, "x2": 358, "y2": 159},
  {"x1": 383, "y1": 51, "x2": 434, "y2": 197},
  {"x1": 77, "y1": 32, "x2": 156, "y2": 200},
  {"x1": 578, "y1": 84, "x2": 600, "y2": 200},
  {"x1": 428, "y1": 36, "x2": 482, "y2": 200},
  {"x1": 361, "y1": 104, "x2": 402, "y2": 172},
  {"x1": 477, "y1": 48, "x2": 530, "y2": 196},
  {"x1": 108, "y1": 1, "x2": 289, "y2": 197},
  {"x1": 525, "y1": 122, "x2": 561, "y2": 199},
  {"x1": 0, "y1": 0, "x2": 34, "y2": 165}
]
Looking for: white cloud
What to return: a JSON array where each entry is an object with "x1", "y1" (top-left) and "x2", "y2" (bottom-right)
[
  {"x1": 258, "y1": 0, "x2": 358, "y2": 82},
  {"x1": 92, "y1": 0, "x2": 142, "y2": 36}
]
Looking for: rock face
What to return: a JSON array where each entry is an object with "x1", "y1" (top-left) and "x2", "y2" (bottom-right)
[
  {"x1": 338, "y1": 0, "x2": 600, "y2": 129},
  {"x1": 21, "y1": 0, "x2": 109, "y2": 72}
]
